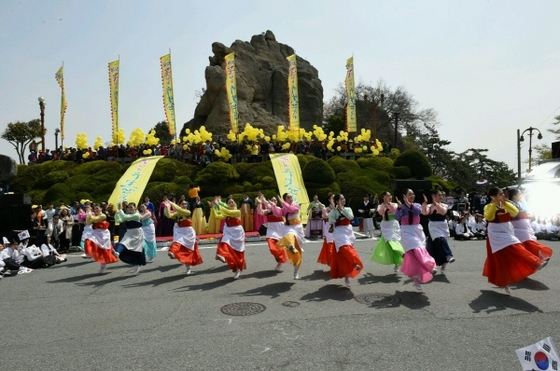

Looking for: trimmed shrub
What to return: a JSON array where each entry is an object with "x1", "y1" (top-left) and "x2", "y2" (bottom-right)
[
  {"x1": 245, "y1": 163, "x2": 274, "y2": 183},
  {"x1": 327, "y1": 156, "x2": 360, "y2": 174},
  {"x1": 306, "y1": 182, "x2": 341, "y2": 202},
  {"x1": 357, "y1": 156, "x2": 394, "y2": 171},
  {"x1": 296, "y1": 154, "x2": 310, "y2": 169},
  {"x1": 233, "y1": 162, "x2": 252, "y2": 181},
  {"x1": 194, "y1": 162, "x2": 239, "y2": 185},
  {"x1": 43, "y1": 183, "x2": 77, "y2": 205},
  {"x1": 394, "y1": 150, "x2": 432, "y2": 179},
  {"x1": 260, "y1": 175, "x2": 276, "y2": 189},
  {"x1": 34, "y1": 170, "x2": 70, "y2": 189},
  {"x1": 389, "y1": 166, "x2": 412, "y2": 179},
  {"x1": 174, "y1": 175, "x2": 192, "y2": 186},
  {"x1": 68, "y1": 160, "x2": 115, "y2": 176},
  {"x1": 26, "y1": 190, "x2": 46, "y2": 205},
  {"x1": 302, "y1": 158, "x2": 335, "y2": 183},
  {"x1": 150, "y1": 158, "x2": 192, "y2": 182},
  {"x1": 10, "y1": 165, "x2": 41, "y2": 193}
]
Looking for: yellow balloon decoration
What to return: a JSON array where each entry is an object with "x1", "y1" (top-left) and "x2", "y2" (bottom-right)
[
  {"x1": 75, "y1": 133, "x2": 88, "y2": 150},
  {"x1": 93, "y1": 136, "x2": 103, "y2": 149},
  {"x1": 112, "y1": 129, "x2": 126, "y2": 145}
]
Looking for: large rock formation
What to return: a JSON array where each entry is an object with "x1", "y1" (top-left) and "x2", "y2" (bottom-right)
[
  {"x1": 182, "y1": 30, "x2": 323, "y2": 136},
  {"x1": 0, "y1": 154, "x2": 18, "y2": 184}
]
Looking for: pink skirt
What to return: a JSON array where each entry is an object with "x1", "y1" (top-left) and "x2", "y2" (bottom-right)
[{"x1": 400, "y1": 247, "x2": 436, "y2": 283}]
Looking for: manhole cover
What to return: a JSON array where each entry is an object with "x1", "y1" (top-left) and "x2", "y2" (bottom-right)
[
  {"x1": 354, "y1": 293, "x2": 400, "y2": 307},
  {"x1": 220, "y1": 302, "x2": 266, "y2": 316},
  {"x1": 282, "y1": 301, "x2": 300, "y2": 308}
]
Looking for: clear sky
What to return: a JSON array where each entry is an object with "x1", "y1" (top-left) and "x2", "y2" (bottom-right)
[{"x1": 1, "y1": 0, "x2": 559, "y2": 175}]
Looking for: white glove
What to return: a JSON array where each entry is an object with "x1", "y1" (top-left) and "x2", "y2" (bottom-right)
[{"x1": 358, "y1": 209, "x2": 364, "y2": 213}]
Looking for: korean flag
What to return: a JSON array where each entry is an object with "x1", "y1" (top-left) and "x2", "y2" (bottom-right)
[{"x1": 516, "y1": 337, "x2": 559, "y2": 371}]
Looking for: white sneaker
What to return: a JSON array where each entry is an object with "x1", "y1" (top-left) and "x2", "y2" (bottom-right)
[
  {"x1": 447, "y1": 256, "x2": 456, "y2": 263},
  {"x1": 185, "y1": 265, "x2": 192, "y2": 275},
  {"x1": 288, "y1": 245, "x2": 297, "y2": 254},
  {"x1": 293, "y1": 266, "x2": 300, "y2": 280},
  {"x1": 233, "y1": 270, "x2": 240, "y2": 280},
  {"x1": 394, "y1": 265, "x2": 399, "y2": 272},
  {"x1": 132, "y1": 265, "x2": 140, "y2": 275},
  {"x1": 81, "y1": 253, "x2": 89, "y2": 259},
  {"x1": 414, "y1": 280, "x2": 422, "y2": 291},
  {"x1": 275, "y1": 262, "x2": 283, "y2": 271},
  {"x1": 344, "y1": 277, "x2": 350, "y2": 286},
  {"x1": 167, "y1": 252, "x2": 175, "y2": 259},
  {"x1": 431, "y1": 267, "x2": 438, "y2": 275},
  {"x1": 216, "y1": 255, "x2": 226, "y2": 263},
  {"x1": 98, "y1": 264, "x2": 106, "y2": 273},
  {"x1": 112, "y1": 250, "x2": 120, "y2": 258},
  {"x1": 441, "y1": 263, "x2": 447, "y2": 274},
  {"x1": 503, "y1": 285, "x2": 512, "y2": 295},
  {"x1": 146, "y1": 258, "x2": 154, "y2": 263}
]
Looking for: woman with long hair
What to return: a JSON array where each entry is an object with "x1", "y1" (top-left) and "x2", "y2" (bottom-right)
[
  {"x1": 253, "y1": 191, "x2": 268, "y2": 234},
  {"x1": 483, "y1": 187, "x2": 547, "y2": 294},
  {"x1": 258, "y1": 196, "x2": 288, "y2": 270},
  {"x1": 138, "y1": 203, "x2": 157, "y2": 263},
  {"x1": 317, "y1": 192, "x2": 335, "y2": 268},
  {"x1": 112, "y1": 202, "x2": 146, "y2": 275},
  {"x1": 371, "y1": 191, "x2": 405, "y2": 271},
  {"x1": 166, "y1": 199, "x2": 202, "y2": 275},
  {"x1": 84, "y1": 203, "x2": 119, "y2": 273},
  {"x1": 422, "y1": 189, "x2": 455, "y2": 274},
  {"x1": 191, "y1": 196, "x2": 207, "y2": 235},
  {"x1": 214, "y1": 198, "x2": 246, "y2": 279},
  {"x1": 394, "y1": 189, "x2": 436, "y2": 291},
  {"x1": 270, "y1": 193, "x2": 305, "y2": 279},
  {"x1": 328, "y1": 194, "x2": 363, "y2": 286},
  {"x1": 508, "y1": 188, "x2": 553, "y2": 262}
]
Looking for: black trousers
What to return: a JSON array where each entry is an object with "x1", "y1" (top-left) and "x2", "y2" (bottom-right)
[{"x1": 2, "y1": 258, "x2": 20, "y2": 271}]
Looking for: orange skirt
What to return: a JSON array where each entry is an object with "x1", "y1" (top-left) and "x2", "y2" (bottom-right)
[
  {"x1": 216, "y1": 242, "x2": 246, "y2": 272},
  {"x1": 267, "y1": 238, "x2": 288, "y2": 264},
  {"x1": 84, "y1": 240, "x2": 119, "y2": 265},
  {"x1": 483, "y1": 240, "x2": 542, "y2": 287},
  {"x1": 330, "y1": 245, "x2": 363, "y2": 279},
  {"x1": 317, "y1": 238, "x2": 335, "y2": 267},
  {"x1": 169, "y1": 241, "x2": 203, "y2": 266},
  {"x1": 522, "y1": 239, "x2": 553, "y2": 261}
]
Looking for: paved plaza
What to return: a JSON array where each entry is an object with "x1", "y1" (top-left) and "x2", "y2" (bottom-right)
[{"x1": 1, "y1": 233, "x2": 558, "y2": 371}]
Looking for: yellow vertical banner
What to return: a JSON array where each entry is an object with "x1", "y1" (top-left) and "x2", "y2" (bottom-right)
[
  {"x1": 287, "y1": 54, "x2": 300, "y2": 131},
  {"x1": 345, "y1": 57, "x2": 357, "y2": 132},
  {"x1": 269, "y1": 153, "x2": 310, "y2": 224},
  {"x1": 54, "y1": 65, "x2": 67, "y2": 141},
  {"x1": 108, "y1": 156, "x2": 164, "y2": 206},
  {"x1": 224, "y1": 53, "x2": 239, "y2": 133},
  {"x1": 160, "y1": 53, "x2": 176, "y2": 137},
  {"x1": 108, "y1": 60, "x2": 120, "y2": 142}
]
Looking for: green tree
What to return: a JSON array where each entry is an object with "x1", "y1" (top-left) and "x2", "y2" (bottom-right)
[
  {"x1": 150, "y1": 120, "x2": 174, "y2": 146},
  {"x1": 1, "y1": 119, "x2": 43, "y2": 164},
  {"x1": 394, "y1": 149, "x2": 432, "y2": 179}
]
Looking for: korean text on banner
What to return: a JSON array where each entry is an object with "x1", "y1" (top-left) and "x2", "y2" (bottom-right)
[
  {"x1": 287, "y1": 54, "x2": 300, "y2": 131},
  {"x1": 224, "y1": 53, "x2": 239, "y2": 133},
  {"x1": 269, "y1": 153, "x2": 310, "y2": 224},
  {"x1": 54, "y1": 65, "x2": 67, "y2": 140},
  {"x1": 108, "y1": 156, "x2": 164, "y2": 207},
  {"x1": 345, "y1": 57, "x2": 357, "y2": 132},
  {"x1": 160, "y1": 53, "x2": 176, "y2": 136},
  {"x1": 108, "y1": 60, "x2": 120, "y2": 141}
]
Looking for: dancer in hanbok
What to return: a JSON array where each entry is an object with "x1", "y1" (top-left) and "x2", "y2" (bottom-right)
[
  {"x1": 508, "y1": 189, "x2": 553, "y2": 262},
  {"x1": 422, "y1": 189, "x2": 455, "y2": 274},
  {"x1": 214, "y1": 198, "x2": 246, "y2": 279},
  {"x1": 328, "y1": 194, "x2": 363, "y2": 286},
  {"x1": 394, "y1": 189, "x2": 436, "y2": 291},
  {"x1": 191, "y1": 196, "x2": 207, "y2": 235},
  {"x1": 80, "y1": 204, "x2": 93, "y2": 258},
  {"x1": 257, "y1": 196, "x2": 288, "y2": 270},
  {"x1": 270, "y1": 193, "x2": 305, "y2": 279},
  {"x1": 138, "y1": 203, "x2": 157, "y2": 263},
  {"x1": 371, "y1": 191, "x2": 405, "y2": 271},
  {"x1": 207, "y1": 196, "x2": 226, "y2": 234},
  {"x1": 84, "y1": 204, "x2": 119, "y2": 273},
  {"x1": 165, "y1": 199, "x2": 202, "y2": 275},
  {"x1": 305, "y1": 195, "x2": 324, "y2": 238},
  {"x1": 240, "y1": 193, "x2": 254, "y2": 232},
  {"x1": 112, "y1": 202, "x2": 146, "y2": 275},
  {"x1": 483, "y1": 187, "x2": 547, "y2": 294},
  {"x1": 254, "y1": 191, "x2": 268, "y2": 234},
  {"x1": 317, "y1": 192, "x2": 335, "y2": 267}
]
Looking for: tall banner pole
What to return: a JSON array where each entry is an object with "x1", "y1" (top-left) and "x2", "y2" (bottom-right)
[
  {"x1": 287, "y1": 54, "x2": 300, "y2": 132},
  {"x1": 224, "y1": 53, "x2": 239, "y2": 133},
  {"x1": 160, "y1": 52, "x2": 177, "y2": 139},
  {"x1": 345, "y1": 56, "x2": 357, "y2": 133},
  {"x1": 54, "y1": 63, "x2": 67, "y2": 149},
  {"x1": 108, "y1": 58, "x2": 120, "y2": 144}
]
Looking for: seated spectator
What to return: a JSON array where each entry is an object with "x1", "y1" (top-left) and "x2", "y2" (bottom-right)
[
  {"x1": 41, "y1": 235, "x2": 67, "y2": 264},
  {"x1": 18, "y1": 233, "x2": 52, "y2": 269},
  {"x1": 448, "y1": 211, "x2": 459, "y2": 238},
  {"x1": 544, "y1": 216, "x2": 559, "y2": 241},
  {"x1": 530, "y1": 216, "x2": 546, "y2": 240},
  {"x1": 471, "y1": 214, "x2": 486, "y2": 239},
  {"x1": 454, "y1": 216, "x2": 475, "y2": 240},
  {"x1": 0, "y1": 237, "x2": 21, "y2": 276}
]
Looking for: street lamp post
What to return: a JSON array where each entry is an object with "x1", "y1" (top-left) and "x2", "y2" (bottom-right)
[
  {"x1": 38, "y1": 97, "x2": 46, "y2": 152},
  {"x1": 517, "y1": 126, "x2": 543, "y2": 184},
  {"x1": 363, "y1": 93, "x2": 384, "y2": 142},
  {"x1": 54, "y1": 128, "x2": 60, "y2": 152}
]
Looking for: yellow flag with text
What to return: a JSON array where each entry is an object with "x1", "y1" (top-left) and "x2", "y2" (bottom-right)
[
  {"x1": 108, "y1": 60, "x2": 120, "y2": 142},
  {"x1": 287, "y1": 54, "x2": 300, "y2": 131},
  {"x1": 224, "y1": 53, "x2": 239, "y2": 133},
  {"x1": 345, "y1": 57, "x2": 357, "y2": 132},
  {"x1": 108, "y1": 156, "x2": 164, "y2": 206},
  {"x1": 269, "y1": 153, "x2": 309, "y2": 224},
  {"x1": 160, "y1": 53, "x2": 176, "y2": 136},
  {"x1": 54, "y1": 65, "x2": 67, "y2": 141}
]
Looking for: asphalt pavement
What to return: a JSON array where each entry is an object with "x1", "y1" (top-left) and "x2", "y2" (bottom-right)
[{"x1": 1, "y1": 230, "x2": 558, "y2": 371}]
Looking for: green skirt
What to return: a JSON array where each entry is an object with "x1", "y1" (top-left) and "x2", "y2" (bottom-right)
[{"x1": 371, "y1": 236, "x2": 405, "y2": 266}]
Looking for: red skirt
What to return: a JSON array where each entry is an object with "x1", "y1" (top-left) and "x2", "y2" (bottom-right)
[
  {"x1": 267, "y1": 238, "x2": 288, "y2": 264},
  {"x1": 522, "y1": 239, "x2": 553, "y2": 261},
  {"x1": 330, "y1": 245, "x2": 363, "y2": 279},
  {"x1": 216, "y1": 242, "x2": 246, "y2": 272},
  {"x1": 84, "y1": 240, "x2": 119, "y2": 265},
  {"x1": 169, "y1": 241, "x2": 203, "y2": 266},
  {"x1": 483, "y1": 240, "x2": 542, "y2": 287},
  {"x1": 317, "y1": 238, "x2": 335, "y2": 267}
]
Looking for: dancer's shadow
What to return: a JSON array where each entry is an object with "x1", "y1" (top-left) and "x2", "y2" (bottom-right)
[
  {"x1": 301, "y1": 270, "x2": 331, "y2": 282},
  {"x1": 54, "y1": 260, "x2": 93, "y2": 269},
  {"x1": 174, "y1": 277, "x2": 234, "y2": 292},
  {"x1": 469, "y1": 290, "x2": 543, "y2": 314},
  {"x1": 122, "y1": 274, "x2": 187, "y2": 288},
  {"x1": 394, "y1": 290, "x2": 430, "y2": 310},
  {"x1": 74, "y1": 274, "x2": 136, "y2": 287},
  {"x1": 242, "y1": 270, "x2": 283, "y2": 280},
  {"x1": 430, "y1": 274, "x2": 451, "y2": 284},
  {"x1": 511, "y1": 278, "x2": 549, "y2": 291},
  {"x1": 47, "y1": 272, "x2": 106, "y2": 283},
  {"x1": 140, "y1": 264, "x2": 182, "y2": 274},
  {"x1": 300, "y1": 284, "x2": 355, "y2": 302},
  {"x1": 358, "y1": 272, "x2": 401, "y2": 285},
  {"x1": 238, "y1": 282, "x2": 295, "y2": 299}
]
